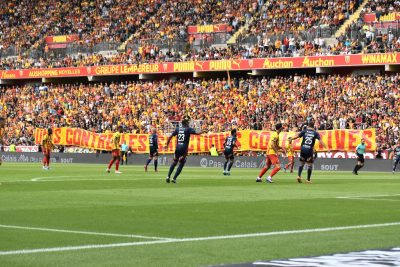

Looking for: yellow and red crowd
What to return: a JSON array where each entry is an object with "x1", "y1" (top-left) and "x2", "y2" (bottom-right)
[{"x1": 0, "y1": 74, "x2": 398, "y2": 150}]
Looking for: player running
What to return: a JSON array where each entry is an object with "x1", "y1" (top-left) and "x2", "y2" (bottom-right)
[
  {"x1": 144, "y1": 128, "x2": 159, "y2": 172},
  {"x1": 223, "y1": 129, "x2": 238, "y2": 176},
  {"x1": 42, "y1": 128, "x2": 54, "y2": 170},
  {"x1": 106, "y1": 126, "x2": 123, "y2": 174},
  {"x1": 393, "y1": 141, "x2": 400, "y2": 174},
  {"x1": 284, "y1": 138, "x2": 294, "y2": 173},
  {"x1": 290, "y1": 121, "x2": 328, "y2": 183},
  {"x1": 353, "y1": 138, "x2": 366, "y2": 175},
  {"x1": 256, "y1": 123, "x2": 283, "y2": 183},
  {"x1": 164, "y1": 118, "x2": 201, "y2": 183}
]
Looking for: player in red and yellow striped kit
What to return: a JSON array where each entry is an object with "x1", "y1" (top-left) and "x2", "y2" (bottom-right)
[
  {"x1": 257, "y1": 123, "x2": 283, "y2": 183},
  {"x1": 42, "y1": 128, "x2": 54, "y2": 170},
  {"x1": 106, "y1": 126, "x2": 124, "y2": 174},
  {"x1": 284, "y1": 139, "x2": 294, "y2": 173}
]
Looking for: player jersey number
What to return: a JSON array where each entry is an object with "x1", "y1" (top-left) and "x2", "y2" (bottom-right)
[
  {"x1": 226, "y1": 139, "x2": 232, "y2": 147},
  {"x1": 305, "y1": 136, "x2": 313, "y2": 145},
  {"x1": 178, "y1": 133, "x2": 185, "y2": 142}
]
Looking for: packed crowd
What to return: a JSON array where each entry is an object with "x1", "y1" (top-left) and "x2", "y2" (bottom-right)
[
  {"x1": 362, "y1": 0, "x2": 400, "y2": 20},
  {"x1": 131, "y1": 0, "x2": 259, "y2": 42},
  {"x1": 336, "y1": 0, "x2": 400, "y2": 56},
  {"x1": 0, "y1": 0, "x2": 157, "y2": 52},
  {"x1": 239, "y1": 0, "x2": 359, "y2": 42},
  {"x1": 0, "y1": 74, "x2": 398, "y2": 150},
  {"x1": 2, "y1": 0, "x2": 400, "y2": 70}
]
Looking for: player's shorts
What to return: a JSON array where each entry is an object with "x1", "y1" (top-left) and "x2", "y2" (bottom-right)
[
  {"x1": 266, "y1": 154, "x2": 280, "y2": 165},
  {"x1": 149, "y1": 149, "x2": 159, "y2": 157},
  {"x1": 112, "y1": 149, "x2": 120, "y2": 157},
  {"x1": 287, "y1": 155, "x2": 294, "y2": 162},
  {"x1": 300, "y1": 148, "x2": 314, "y2": 163},
  {"x1": 356, "y1": 153, "x2": 364, "y2": 163},
  {"x1": 174, "y1": 148, "x2": 188, "y2": 162},
  {"x1": 224, "y1": 149, "x2": 234, "y2": 160},
  {"x1": 394, "y1": 156, "x2": 400, "y2": 163},
  {"x1": 42, "y1": 149, "x2": 50, "y2": 157}
]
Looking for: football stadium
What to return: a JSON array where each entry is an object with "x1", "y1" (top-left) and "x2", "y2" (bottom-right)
[{"x1": 0, "y1": 0, "x2": 400, "y2": 266}]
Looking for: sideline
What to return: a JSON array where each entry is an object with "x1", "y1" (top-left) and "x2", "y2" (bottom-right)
[{"x1": 1, "y1": 222, "x2": 400, "y2": 256}]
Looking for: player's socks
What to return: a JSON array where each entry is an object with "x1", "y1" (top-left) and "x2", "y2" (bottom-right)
[
  {"x1": 154, "y1": 159, "x2": 158, "y2": 171},
  {"x1": 145, "y1": 158, "x2": 151, "y2": 167},
  {"x1": 108, "y1": 159, "x2": 115, "y2": 169},
  {"x1": 298, "y1": 165, "x2": 304, "y2": 177},
  {"x1": 353, "y1": 165, "x2": 358, "y2": 173},
  {"x1": 168, "y1": 162, "x2": 177, "y2": 178},
  {"x1": 223, "y1": 161, "x2": 228, "y2": 172},
  {"x1": 228, "y1": 161, "x2": 234, "y2": 171},
  {"x1": 173, "y1": 162, "x2": 185, "y2": 180},
  {"x1": 258, "y1": 167, "x2": 268, "y2": 178},
  {"x1": 270, "y1": 166, "x2": 281, "y2": 177},
  {"x1": 115, "y1": 159, "x2": 120, "y2": 171},
  {"x1": 307, "y1": 166, "x2": 313, "y2": 181}
]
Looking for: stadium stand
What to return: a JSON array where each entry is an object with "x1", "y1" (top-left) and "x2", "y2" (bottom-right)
[
  {"x1": 0, "y1": 74, "x2": 398, "y2": 150},
  {"x1": 2, "y1": 0, "x2": 400, "y2": 70},
  {"x1": 0, "y1": 0, "x2": 157, "y2": 57}
]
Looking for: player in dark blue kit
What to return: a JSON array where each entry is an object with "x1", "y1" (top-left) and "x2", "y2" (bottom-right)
[
  {"x1": 144, "y1": 128, "x2": 159, "y2": 172},
  {"x1": 290, "y1": 121, "x2": 328, "y2": 183},
  {"x1": 392, "y1": 141, "x2": 400, "y2": 174},
  {"x1": 164, "y1": 118, "x2": 201, "y2": 183},
  {"x1": 223, "y1": 129, "x2": 238, "y2": 176}
]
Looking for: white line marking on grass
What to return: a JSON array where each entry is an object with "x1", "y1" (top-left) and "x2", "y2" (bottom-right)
[
  {"x1": 0, "y1": 224, "x2": 172, "y2": 241},
  {"x1": 337, "y1": 194, "x2": 400, "y2": 201},
  {"x1": 348, "y1": 198, "x2": 400, "y2": 202},
  {"x1": 31, "y1": 175, "x2": 103, "y2": 181},
  {"x1": 1, "y1": 222, "x2": 400, "y2": 256},
  {"x1": 337, "y1": 194, "x2": 400, "y2": 198}
]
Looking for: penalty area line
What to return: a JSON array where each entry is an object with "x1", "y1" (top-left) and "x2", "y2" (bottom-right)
[{"x1": 1, "y1": 222, "x2": 400, "y2": 256}]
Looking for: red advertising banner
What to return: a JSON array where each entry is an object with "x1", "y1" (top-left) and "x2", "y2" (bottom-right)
[
  {"x1": 45, "y1": 35, "x2": 79, "y2": 44},
  {"x1": 364, "y1": 12, "x2": 400, "y2": 22},
  {"x1": 187, "y1": 24, "x2": 231, "y2": 34},
  {"x1": 364, "y1": 13, "x2": 376, "y2": 22},
  {"x1": 1, "y1": 53, "x2": 399, "y2": 79}
]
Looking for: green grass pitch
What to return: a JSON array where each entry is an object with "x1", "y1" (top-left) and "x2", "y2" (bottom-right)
[{"x1": 0, "y1": 163, "x2": 399, "y2": 267}]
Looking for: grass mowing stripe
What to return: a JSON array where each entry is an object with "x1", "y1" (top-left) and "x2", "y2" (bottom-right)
[
  {"x1": 0, "y1": 224, "x2": 171, "y2": 241},
  {"x1": 1, "y1": 222, "x2": 399, "y2": 256}
]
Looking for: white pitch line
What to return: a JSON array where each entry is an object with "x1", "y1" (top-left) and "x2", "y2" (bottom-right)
[
  {"x1": 31, "y1": 175, "x2": 103, "y2": 181},
  {"x1": 0, "y1": 224, "x2": 171, "y2": 241},
  {"x1": 336, "y1": 193, "x2": 400, "y2": 202},
  {"x1": 337, "y1": 193, "x2": 400, "y2": 198},
  {"x1": 337, "y1": 197, "x2": 400, "y2": 202},
  {"x1": 1, "y1": 222, "x2": 400, "y2": 256}
]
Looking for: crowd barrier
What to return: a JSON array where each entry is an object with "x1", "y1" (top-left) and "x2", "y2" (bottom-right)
[{"x1": 1, "y1": 153, "x2": 393, "y2": 172}]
